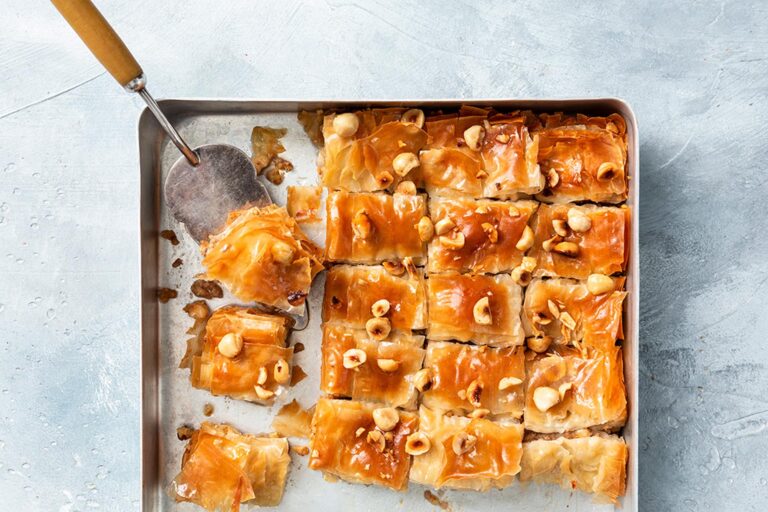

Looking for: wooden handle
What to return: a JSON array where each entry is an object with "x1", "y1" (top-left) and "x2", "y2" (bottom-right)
[{"x1": 52, "y1": 0, "x2": 142, "y2": 87}]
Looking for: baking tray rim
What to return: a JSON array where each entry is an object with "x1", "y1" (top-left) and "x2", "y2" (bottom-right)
[{"x1": 138, "y1": 97, "x2": 639, "y2": 511}]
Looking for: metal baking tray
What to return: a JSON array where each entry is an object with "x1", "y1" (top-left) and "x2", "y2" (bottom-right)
[{"x1": 139, "y1": 99, "x2": 639, "y2": 511}]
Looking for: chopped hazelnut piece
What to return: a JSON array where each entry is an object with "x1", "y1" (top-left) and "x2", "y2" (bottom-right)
[
  {"x1": 274, "y1": 358, "x2": 290, "y2": 384},
  {"x1": 402, "y1": 257, "x2": 418, "y2": 280},
  {"x1": 552, "y1": 219, "x2": 569, "y2": 237},
  {"x1": 254, "y1": 385, "x2": 275, "y2": 401},
  {"x1": 416, "y1": 216, "x2": 434, "y2": 242},
  {"x1": 383, "y1": 260, "x2": 405, "y2": 276},
  {"x1": 587, "y1": 273, "x2": 615, "y2": 295},
  {"x1": 596, "y1": 162, "x2": 618, "y2": 181},
  {"x1": 434, "y1": 217, "x2": 455, "y2": 236},
  {"x1": 542, "y1": 234, "x2": 561, "y2": 252},
  {"x1": 498, "y1": 376, "x2": 523, "y2": 390},
  {"x1": 473, "y1": 296, "x2": 492, "y2": 325},
  {"x1": 405, "y1": 432, "x2": 431, "y2": 455},
  {"x1": 547, "y1": 299, "x2": 561, "y2": 320},
  {"x1": 527, "y1": 336, "x2": 552, "y2": 353},
  {"x1": 469, "y1": 408, "x2": 490, "y2": 419},
  {"x1": 372, "y1": 407, "x2": 400, "y2": 432},
  {"x1": 352, "y1": 210, "x2": 373, "y2": 240},
  {"x1": 392, "y1": 152, "x2": 420, "y2": 177},
  {"x1": 560, "y1": 311, "x2": 577, "y2": 330},
  {"x1": 376, "y1": 171, "x2": 394, "y2": 188},
  {"x1": 414, "y1": 368, "x2": 433, "y2": 392},
  {"x1": 342, "y1": 348, "x2": 367, "y2": 369},
  {"x1": 474, "y1": 205, "x2": 491, "y2": 214},
  {"x1": 377, "y1": 358, "x2": 400, "y2": 373},
  {"x1": 439, "y1": 231, "x2": 465, "y2": 250},
  {"x1": 217, "y1": 332, "x2": 243, "y2": 358},
  {"x1": 553, "y1": 242, "x2": 580, "y2": 257},
  {"x1": 508, "y1": 205, "x2": 520, "y2": 217},
  {"x1": 366, "y1": 429, "x2": 386, "y2": 452},
  {"x1": 495, "y1": 133, "x2": 510, "y2": 144},
  {"x1": 515, "y1": 226, "x2": 534, "y2": 251},
  {"x1": 366, "y1": 317, "x2": 391, "y2": 341},
  {"x1": 333, "y1": 113, "x2": 359, "y2": 137},
  {"x1": 546, "y1": 168, "x2": 560, "y2": 188},
  {"x1": 401, "y1": 108, "x2": 425, "y2": 128},
  {"x1": 355, "y1": 427, "x2": 366, "y2": 438},
  {"x1": 395, "y1": 180, "x2": 417, "y2": 195},
  {"x1": 271, "y1": 241, "x2": 295, "y2": 265},
  {"x1": 558, "y1": 382, "x2": 573, "y2": 399},
  {"x1": 257, "y1": 366, "x2": 268, "y2": 386},
  {"x1": 371, "y1": 299, "x2": 391, "y2": 318},
  {"x1": 511, "y1": 265, "x2": 532, "y2": 287},
  {"x1": 482, "y1": 222, "x2": 498, "y2": 243},
  {"x1": 466, "y1": 379, "x2": 483, "y2": 407},
  {"x1": 291, "y1": 445, "x2": 310, "y2": 456},
  {"x1": 567, "y1": 209, "x2": 592, "y2": 232},
  {"x1": 532, "y1": 312, "x2": 552, "y2": 326},
  {"x1": 533, "y1": 386, "x2": 561, "y2": 412},
  {"x1": 463, "y1": 125, "x2": 485, "y2": 151},
  {"x1": 452, "y1": 432, "x2": 477, "y2": 455}
]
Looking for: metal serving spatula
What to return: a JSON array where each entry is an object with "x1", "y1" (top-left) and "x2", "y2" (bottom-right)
[{"x1": 52, "y1": 0, "x2": 271, "y2": 242}]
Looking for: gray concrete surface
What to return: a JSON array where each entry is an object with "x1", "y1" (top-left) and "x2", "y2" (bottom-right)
[{"x1": 1, "y1": 0, "x2": 766, "y2": 510}]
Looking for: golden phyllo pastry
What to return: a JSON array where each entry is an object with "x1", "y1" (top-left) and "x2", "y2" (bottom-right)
[
  {"x1": 201, "y1": 205, "x2": 324, "y2": 312},
  {"x1": 529, "y1": 203, "x2": 630, "y2": 280},
  {"x1": 427, "y1": 273, "x2": 524, "y2": 347},
  {"x1": 321, "y1": 323, "x2": 426, "y2": 409},
  {"x1": 427, "y1": 198, "x2": 538, "y2": 274},
  {"x1": 319, "y1": 109, "x2": 428, "y2": 192},
  {"x1": 524, "y1": 348, "x2": 627, "y2": 433},
  {"x1": 535, "y1": 113, "x2": 628, "y2": 204},
  {"x1": 188, "y1": 306, "x2": 293, "y2": 404},
  {"x1": 421, "y1": 341, "x2": 525, "y2": 418},
  {"x1": 171, "y1": 422, "x2": 290, "y2": 510},
  {"x1": 523, "y1": 277, "x2": 626, "y2": 351},
  {"x1": 480, "y1": 112, "x2": 543, "y2": 198},
  {"x1": 409, "y1": 406, "x2": 524, "y2": 490},
  {"x1": 520, "y1": 434, "x2": 628, "y2": 503},
  {"x1": 322, "y1": 264, "x2": 427, "y2": 330},
  {"x1": 309, "y1": 399, "x2": 418, "y2": 490},
  {"x1": 325, "y1": 190, "x2": 427, "y2": 263},
  {"x1": 286, "y1": 185, "x2": 323, "y2": 223}
]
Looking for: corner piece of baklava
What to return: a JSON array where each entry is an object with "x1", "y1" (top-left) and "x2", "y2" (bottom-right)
[
  {"x1": 409, "y1": 406, "x2": 524, "y2": 491},
  {"x1": 200, "y1": 205, "x2": 324, "y2": 313},
  {"x1": 520, "y1": 433, "x2": 628, "y2": 503},
  {"x1": 171, "y1": 422, "x2": 290, "y2": 510},
  {"x1": 187, "y1": 306, "x2": 293, "y2": 404},
  {"x1": 309, "y1": 398, "x2": 418, "y2": 490}
]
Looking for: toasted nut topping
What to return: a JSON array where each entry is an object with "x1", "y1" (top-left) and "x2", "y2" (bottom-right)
[
  {"x1": 271, "y1": 241, "x2": 295, "y2": 265},
  {"x1": 567, "y1": 209, "x2": 592, "y2": 232},
  {"x1": 414, "y1": 368, "x2": 433, "y2": 392},
  {"x1": 384, "y1": 431, "x2": 394, "y2": 443},
  {"x1": 355, "y1": 427, "x2": 366, "y2": 438},
  {"x1": 392, "y1": 152, "x2": 420, "y2": 177},
  {"x1": 377, "y1": 358, "x2": 400, "y2": 372},
  {"x1": 507, "y1": 205, "x2": 521, "y2": 217},
  {"x1": 333, "y1": 113, "x2": 359, "y2": 137},
  {"x1": 367, "y1": 429, "x2": 386, "y2": 452},
  {"x1": 457, "y1": 389, "x2": 467, "y2": 400},
  {"x1": 395, "y1": 180, "x2": 417, "y2": 195},
  {"x1": 533, "y1": 386, "x2": 561, "y2": 412},
  {"x1": 377, "y1": 171, "x2": 394, "y2": 188},
  {"x1": 274, "y1": 358, "x2": 290, "y2": 384},
  {"x1": 474, "y1": 205, "x2": 491, "y2": 214},
  {"x1": 547, "y1": 300, "x2": 561, "y2": 320},
  {"x1": 511, "y1": 265, "x2": 532, "y2": 287},
  {"x1": 416, "y1": 216, "x2": 435, "y2": 242},
  {"x1": 542, "y1": 234, "x2": 561, "y2": 252},
  {"x1": 405, "y1": 432, "x2": 431, "y2": 455},
  {"x1": 342, "y1": 348, "x2": 367, "y2": 369},
  {"x1": 552, "y1": 219, "x2": 569, "y2": 237},
  {"x1": 383, "y1": 260, "x2": 405, "y2": 276},
  {"x1": 366, "y1": 317, "x2": 391, "y2": 341},
  {"x1": 532, "y1": 312, "x2": 552, "y2": 326},
  {"x1": 371, "y1": 299, "x2": 391, "y2": 317},
  {"x1": 372, "y1": 407, "x2": 400, "y2": 432},
  {"x1": 401, "y1": 108, "x2": 425, "y2": 128},
  {"x1": 434, "y1": 217, "x2": 456, "y2": 236},
  {"x1": 257, "y1": 366, "x2": 268, "y2": 386},
  {"x1": 467, "y1": 379, "x2": 483, "y2": 407},
  {"x1": 254, "y1": 385, "x2": 275, "y2": 401},
  {"x1": 473, "y1": 296, "x2": 493, "y2": 325},
  {"x1": 403, "y1": 256, "x2": 418, "y2": 280},
  {"x1": 587, "y1": 274, "x2": 615, "y2": 295},
  {"x1": 558, "y1": 382, "x2": 573, "y2": 399},
  {"x1": 495, "y1": 132, "x2": 510, "y2": 144},
  {"x1": 352, "y1": 210, "x2": 373, "y2": 239},
  {"x1": 498, "y1": 376, "x2": 523, "y2": 390},
  {"x1": 464, "y1": 125, "x2": 485, "y2": 151},
  {"x1": 521, "y1": 256, "x2": 537, "y2": 271},
  {"x1": 597, "y1": 162, "x2": 618, "y2": 181},
  {"x1": 475, "y1": 169, "x2": 489, "y2": 180},
  {"x1": 527, "y1": 336, "x2": 552, "y2": 353},
  {"x1": 218, "y1": 332, "x2": 244, "y2": 358},
  {"x1": 291, "y1": 445, "x2": 310, "y2": 456},
  {"x1": 560, "y1": 311, "x2": 577, "y2": 330},
  {"x1": 452, "y1": 432, "x2": 478, "y2": 455},
  {"x1": 482, "y1": 223, "x2": 498, "y2": 243},
  {"x1": 546, "y1": 168, "x2": 560, "y2": 188},
  {"x1": 440, "y1": 231, "x2": 465, "y2": 250},
  {"x1": 469, "y1": 408, "x2": 490, "y2": 419},
  {"x1": 515, "y1": 226, "x2": 534, "y2": 251},
  {"x1": 553, "y1": 242, "x2": 580, "y2": 257}
]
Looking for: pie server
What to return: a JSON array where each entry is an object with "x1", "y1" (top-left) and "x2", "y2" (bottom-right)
[{"x1": 52, "y1": 0, "x2": 271, "y2": 242}]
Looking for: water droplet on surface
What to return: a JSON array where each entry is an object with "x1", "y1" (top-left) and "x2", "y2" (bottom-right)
[{"x1": 46, "y1": 309, "x2": 56, "y2": 319}]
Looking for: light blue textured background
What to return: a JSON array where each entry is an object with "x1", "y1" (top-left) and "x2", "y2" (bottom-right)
[{"x1": 1, "y1": 1, "x2": 767, "y2": 510}]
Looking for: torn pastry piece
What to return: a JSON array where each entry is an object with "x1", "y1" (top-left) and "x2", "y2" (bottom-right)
[
  {"x1": 319, "y1": 109, "x2": 428, "y2": 192},
  {"x1": 427, "y1": 273, "x2": 524, "y2": 347},
  {"x1": 535, "y1": 113, "x2": 628, "y2": 203},
  {"x1": 421, "y1": 341, "x2": 525, "y2": 418},
  {"x1": 427, "y1": 198, "x2": 538, "y2": 274},
  {"x1": 480, "y1": 112, "x2": 543, "y2": 198},
  {"x1": 529, "y1": 203, "x2": 630, "y2": 280},
  {"x1": 523, "y1": 277, "x2": 627, "y2": 351},
  {"x1": 321, "y1": 323, "x2": 426, "y2": 409},
  {"x1": 409, "y1": 406, "x2": 524, "y2": 491},
  {"x1": 200, "y1": 205, "x2": 324, "y2": 313},
  {"x1": 524, "y1": 347, "x2": 627, "y2": 433},
  {"x1": 309, "y1": 398, "x2": 418, "y2": 490},
  {"x1": 250, "y1": 126, "x2": 287, "y2": 172},
  {"x1": 520, "y1": 434, "x2": 628, "y2": 504},
  {"x1": 171, "y1": 422, "x2": 290, "y2": 510},
  {"x1": 325, "y1": 191, "x2": 427, "y2": 264},
  {"x1": 322, "y1": 264, "x2": 427, "y2": 330},
  {"x1": 273, "y1": 400, "x2": 314, "y2": 439},
  {"x1": 286, "y1": 185, "x2": 323, "y2": 223},
  {"x1": 188, "y1": 306, "x2": 293, "y2": 404}
]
